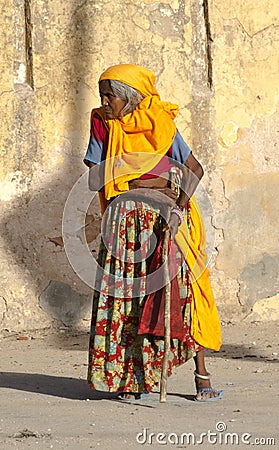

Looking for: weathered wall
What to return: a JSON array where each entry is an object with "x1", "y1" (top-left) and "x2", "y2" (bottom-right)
[
  {"x1": 0, "y1": 0, "x2": 278, "y2": 333},
  {"x1": 209, "y1": 0, "x2": 279, "y2": 321}
]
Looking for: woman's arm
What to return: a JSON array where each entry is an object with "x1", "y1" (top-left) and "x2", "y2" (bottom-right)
[
  {"x1": 88, "y1": 162, "x2": 105, "y2": 192},
  {"x1": 88, "y1": 162, "x2": 96, "y2": 191},
  {"x1": 84, "y1": 113, "x2": 108, "y2": 191},
  {"x1": 176, "y1": 153, "x2": 204, "y2": 210}
]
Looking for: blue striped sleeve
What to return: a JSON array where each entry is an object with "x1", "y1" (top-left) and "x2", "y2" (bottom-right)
[
  {"x1": 83, "y1": 135, "x2": 104, "y2": 166},
  {"x1": 171, "y1": 130, "x2": 192, "y2": 164}
]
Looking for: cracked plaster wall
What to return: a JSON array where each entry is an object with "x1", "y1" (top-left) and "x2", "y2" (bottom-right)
[
  {"x1": 0, "y1": 0, "x2": 278, "y2": 333},
  {"x1": 210, "y1": 0, "x2": 279, "y2": 321}
]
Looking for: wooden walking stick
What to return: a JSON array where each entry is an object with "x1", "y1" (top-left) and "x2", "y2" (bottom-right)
[
  {"x1": 160, "y1": 225, "x2": 171, "y2": 402},
  {"x1": 160, "y1": 167, "x2": 180, "y2": 403}
]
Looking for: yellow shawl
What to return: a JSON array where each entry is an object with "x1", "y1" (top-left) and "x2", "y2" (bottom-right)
[
  {"x1": 98, "y1": 64, "x2": 178, "y2": 200},
  {"x1": 176, "y1": 197, "x2": 222, "y2": 351}
]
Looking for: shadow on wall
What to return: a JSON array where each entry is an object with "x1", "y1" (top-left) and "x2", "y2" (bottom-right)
[
  {"x1": 0, "y1": 4, "x2": 103, "y2": 329},
  {"x1": 1, "y1": 1, "x2": 216, "y2": 330}
]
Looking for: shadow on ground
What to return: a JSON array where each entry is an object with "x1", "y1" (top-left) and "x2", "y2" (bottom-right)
[
  {"x1": 0, "y1": 372, "x2": 159, "y2": 407},
  {"x1": 205, "y1": 345, "x2": 279, "y2": 364},
  {"x1": 0, "y1": 372, "x2": 116, "y2": 401}
]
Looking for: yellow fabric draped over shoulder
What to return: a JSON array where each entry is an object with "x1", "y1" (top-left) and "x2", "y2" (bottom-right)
[
  {"x1": 175, "y1": 196, "x2": 222, "y2": 351},
  {"x1": 97, "y1": 64, "x2": 179, "y2": 200}
]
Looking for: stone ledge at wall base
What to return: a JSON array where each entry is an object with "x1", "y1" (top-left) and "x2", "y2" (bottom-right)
[
  {"x1": 243, "y1": 293, "x2": 279, "y2": 323},
  {"x1": 0, "y1": 322, "x2": 91, "y2": 340}
]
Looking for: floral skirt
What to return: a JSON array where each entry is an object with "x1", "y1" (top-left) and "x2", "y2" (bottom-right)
[{"x1": 87, "y1": 198, "x2": 202, "y2": 393}]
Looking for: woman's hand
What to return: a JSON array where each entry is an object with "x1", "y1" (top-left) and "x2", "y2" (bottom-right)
[{"x1": 163, "y1": 211, "x2": 181, "y2": 240}]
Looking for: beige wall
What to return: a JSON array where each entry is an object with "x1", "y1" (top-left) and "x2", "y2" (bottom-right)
[{"x1": 0, "y1": 0, "x2": 278, "y2": 332}]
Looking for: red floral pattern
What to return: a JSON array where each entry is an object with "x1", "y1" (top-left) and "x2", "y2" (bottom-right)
[{"x1": 88, "y1": 198, "x2": 202, "y2": 394}]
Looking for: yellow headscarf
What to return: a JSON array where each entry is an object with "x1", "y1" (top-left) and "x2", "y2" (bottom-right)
[{"x1": 95, "y1": 64, "x2": 179, "y2": 200}]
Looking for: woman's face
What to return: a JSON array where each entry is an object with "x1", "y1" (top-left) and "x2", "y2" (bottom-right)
[{"x1": 99, "y1": 80, "x2": 126, "y2": 119}]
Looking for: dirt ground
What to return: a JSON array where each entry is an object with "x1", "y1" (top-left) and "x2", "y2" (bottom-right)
[{"x1": 0, "y1": 321, "x2": 278, "y2": 450}]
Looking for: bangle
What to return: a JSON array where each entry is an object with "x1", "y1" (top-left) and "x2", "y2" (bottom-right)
[{"x1": 171, "y1": 208, "x2": 184, "y2": 225}]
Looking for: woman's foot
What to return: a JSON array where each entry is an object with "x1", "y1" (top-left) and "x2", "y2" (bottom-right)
[
  {"x1": 194, "y1": 371, "x2": 224, "y2": 402},
  {"x1": 117, "y1": 392, "x2": 150, "y2": 400},
  {"x1": 118, "y1": 393, "x2": 134, "y2": 399},
  {"x1": 193, "y1": 349, "x2": 224, "y2": 401}
]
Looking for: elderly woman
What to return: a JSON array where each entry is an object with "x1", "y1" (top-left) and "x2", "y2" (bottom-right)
[{"x1": 84, "y1": 64, "x2": 223, "y2": 401}]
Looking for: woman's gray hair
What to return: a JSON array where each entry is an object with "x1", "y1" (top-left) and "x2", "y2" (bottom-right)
[{"x1": 109, "y1": 80, "x2": 143, "y2": 116}]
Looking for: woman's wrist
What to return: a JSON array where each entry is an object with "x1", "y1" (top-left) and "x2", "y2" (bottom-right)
[
  {"x1": 171, "y1": 208, "x2": 184, "y2": 225},
  {"x1": 177, "y1": 192, "x2": 189, "y2": 210}
]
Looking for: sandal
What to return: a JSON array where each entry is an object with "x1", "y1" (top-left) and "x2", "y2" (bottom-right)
[
  {"x1": 195, "y1": 387, "x2": 224, "y2": 402},
  {"x1": 194, "y1": 371, "x2": 224, "y2": 402},
  {"x1": 117, "y1": 392, "x2": 150, "y2": 401}
]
